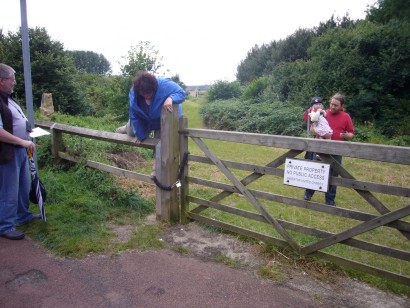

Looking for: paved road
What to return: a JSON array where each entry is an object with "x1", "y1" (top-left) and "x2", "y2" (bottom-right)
[{"x1": 1, "y1": 237, "x2": 316, "y2": 307}]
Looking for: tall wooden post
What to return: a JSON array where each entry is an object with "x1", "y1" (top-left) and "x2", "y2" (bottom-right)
[
  {"x1": 50, "y1": 123, "x2": 63, "y2": 163},
  {"x1": 179, "y1": 116, "x2": 189, "y2": 224},
  {"x1": 155, "y1": 109, "x2": 180, "y2": 223}
]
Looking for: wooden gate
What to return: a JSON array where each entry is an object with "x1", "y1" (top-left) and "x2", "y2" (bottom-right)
[{"x1": 179, "y1": 118, "x2": 410, "y2": 285}]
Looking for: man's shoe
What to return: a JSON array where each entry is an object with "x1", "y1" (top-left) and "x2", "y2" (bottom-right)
[
  {"x1": 0, "y1": 230, "x2": 25, "y2": 240},
  {"x1": 303, "y1": 193, "x2": 311, "y2": 201},
  {"x1": 326, "y1": 202, "x2": 336, "y2": 206}
]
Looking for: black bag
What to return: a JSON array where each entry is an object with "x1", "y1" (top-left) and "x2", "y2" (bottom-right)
[{"x1": 29, "y1": 179, "x2": 47, "y2": 204}]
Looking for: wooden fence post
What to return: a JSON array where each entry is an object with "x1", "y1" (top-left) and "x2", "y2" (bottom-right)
[
  {"x1": 180, "y1": 116, "x2": 189, "y2": 224},
  {"x1": 155, "y1": 108, "x2": 180, "y2": 223},
  {"x1": 50, "y1": 123, "x2": 63, "y2": 163}
]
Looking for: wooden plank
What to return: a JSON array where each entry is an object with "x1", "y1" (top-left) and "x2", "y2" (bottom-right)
[
  {"x1": 34, "y1": 120, "x2": 55, "y2": 128},
  {"x1": 50, "y1": 123, "x2": 63, "y2": 163},
  {"x1": 182, "y1": 128, "x2": 410, "y2": 164},
  {"x1": 40, "y1": 120, "x2": 410, "y2": 164},
  {"x1": 190, "y1": 154, "x2": 410, "y2": 197},
  {"x1": 203, "y1": 150, "x2": 299, "y2": 216},
  {"x1": 157, "y1": 110, "x2": 180, "y2": 223},
  {"x1": 58, "y1": 152, "x2": 153, "y2": 184},
  {"x1": 302, "y1": 205, "x2": 410, "y2": 255},
  {"x1": 314, "y1": 251, "x2": 410, "y2": 286},
  {"x1": 200, "y1": 150, "x2": 300, "y2": 217},
  {"x1": 36, "y1": 120, "x2": 156, "y2": 150},
  {"x1": 179, "y1": 116, "x2": 190, "y2": 224},
  {"x1": 322, "y1": 154, "x2": 410, "y2": 240},
  {"x1": 188, "y1": 212, "x2": 289, "y2": 249},
  {"x1": 188, "y1": 176, "x2": 410, "y2": 233},
  {"x1": 322, "y1": 154, "x2": 392, "y2": 214},
  {"x1": 155, "y1": 145, "x2": 162, "y2": 220},
  {"x1": 190, "y1": 155, "x2": 285, "y2": 177},
  {"x1": 188, "y1": 212, "x2": 410, "y2": 285},
  {"x1": 191, "y1": 136, "x2": 301, "y2": 251},
  {"x1": 189, "y1": 196, "x2": 410, "y2": 261},
  {"x1": 331, "y1": 177, "x2": 410, "y2": 197}
]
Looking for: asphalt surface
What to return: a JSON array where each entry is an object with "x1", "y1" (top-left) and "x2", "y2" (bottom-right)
[{"x1": 0, "y1": 237, "x2": 317, "y2": 308}]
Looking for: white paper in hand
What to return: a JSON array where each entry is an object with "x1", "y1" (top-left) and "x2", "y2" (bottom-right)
[{"x1": 29, "y1": 127, "x2": 51, "y2": 138}]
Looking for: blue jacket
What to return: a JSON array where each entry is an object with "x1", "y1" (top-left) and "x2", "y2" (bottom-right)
[{"x1": 129, "y1": 77, "x2": 186, "y2": 141}]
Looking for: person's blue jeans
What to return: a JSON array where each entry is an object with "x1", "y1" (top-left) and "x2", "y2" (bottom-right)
[
  {"x1": 304, "y1": 154, "x2": 342, "y2": 205},
  {"x1": 0, "y1": 147, "x2": 34, "y2": 235}
]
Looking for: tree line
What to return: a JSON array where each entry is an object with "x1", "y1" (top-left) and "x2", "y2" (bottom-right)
[
  {"x1": 202, "y1": 0, "x2": 409, "y2": 142},
  {"x1": 0, "y1": 29, "x2": 183, "y2": 121}
]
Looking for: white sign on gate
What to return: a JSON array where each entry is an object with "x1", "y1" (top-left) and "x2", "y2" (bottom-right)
[{"x1": 283, "y1": 158, "x2": 331, "y2": 192}]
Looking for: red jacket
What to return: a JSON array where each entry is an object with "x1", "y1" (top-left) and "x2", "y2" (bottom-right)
[{"x1": 304, "y1": 109, "x2": 354, "y2": 141}]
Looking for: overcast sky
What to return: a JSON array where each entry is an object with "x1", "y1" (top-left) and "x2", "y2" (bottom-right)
[{"x1": 2, "y1": 0, "x2": 376, "y2": 85}]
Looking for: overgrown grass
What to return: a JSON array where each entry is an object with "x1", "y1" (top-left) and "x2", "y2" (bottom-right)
[
  {"x1": 215, "y1": 254, "x2": 241, "y2": 268},
  {"x1": 23, "y1": 111, "x2": 161, "y2": 256},
  {"x1": 115, "y1": 224, "x2": 166, "y2": 251},
  {"x1": 173, "y1": 245, "x2": 190, "y2": 254},
  {"x1": 21, "y1": 163, "x2": 156, "y2": 256}
]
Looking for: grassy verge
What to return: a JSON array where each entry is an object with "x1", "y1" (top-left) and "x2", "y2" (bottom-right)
[
  {"x1": 22, "y1": 112, "x2": 162, "y2": 256},
  {"x1": 21, "y1": 162, "x2": 161, "y2": 256}
]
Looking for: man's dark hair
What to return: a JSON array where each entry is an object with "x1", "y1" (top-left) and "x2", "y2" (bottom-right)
[{"x1": 133, "y1": 71, "x2": 158, "y2": 95}]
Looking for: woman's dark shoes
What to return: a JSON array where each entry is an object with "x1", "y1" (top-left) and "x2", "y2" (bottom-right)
[{"x1": 0, "y1": 230, "x2": 25, "y2": 240}]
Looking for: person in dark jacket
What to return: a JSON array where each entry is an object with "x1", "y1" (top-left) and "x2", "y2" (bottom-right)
[{"x1": 0, "y1": 63, "x2": 40, "y2": 240}]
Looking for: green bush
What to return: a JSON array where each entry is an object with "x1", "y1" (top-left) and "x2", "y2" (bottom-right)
[
  {"x1": 200, "y1": 98, "x2": 305, "y2": 136},
  {"x1": 200, "y1": 99, "x2": 247, "y2": 130},
  {"x1": 238, "y1": 101, "x2": 305, "y2": 136},
  {"x1": 207, "y1": 80, "x2": 242, "y2": 102},
  {"x1": 241, "y1": 76, "x2": 270, "y2": 101}
]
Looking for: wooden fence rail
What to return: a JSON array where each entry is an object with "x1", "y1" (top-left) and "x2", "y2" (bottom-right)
[{"x1": 36, "y1": 108, "x2": 180, "y2": 222}]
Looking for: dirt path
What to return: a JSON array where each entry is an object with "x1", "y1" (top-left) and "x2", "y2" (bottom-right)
[
  {"x1": 162, "y1": 222, "x2": 408, "y2": 308},
  {"x1": 1, "y1": 220, "x2": 408, "y2": 307},
  {"x1": 0, "y1": 234, "x2": 315, "y2": 308}
]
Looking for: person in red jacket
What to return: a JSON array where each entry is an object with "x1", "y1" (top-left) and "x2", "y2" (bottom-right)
[{"x1": 303, "y1": 93, "x2": 354, "y2": 206}]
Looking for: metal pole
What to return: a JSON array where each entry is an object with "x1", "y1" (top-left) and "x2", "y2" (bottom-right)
[
  {"x1": 20, "y1": 0, "x2": 34, "y2": 128},
  {"x1": 19, "y1": 0, "x2": 38, "y2": 168}
]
